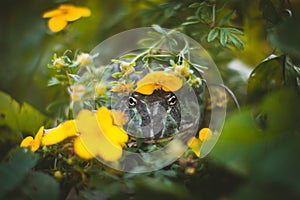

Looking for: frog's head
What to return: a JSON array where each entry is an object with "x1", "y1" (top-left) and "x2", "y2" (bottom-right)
[{"x1": 125, "y1": 89, "x2": 181, "y2": 139}]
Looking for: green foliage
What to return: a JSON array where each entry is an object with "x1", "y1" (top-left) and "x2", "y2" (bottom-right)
[
  {"x1": 248, "y1": 55, "x2": 285, "y2": 103},
  {"x1": 19, "y1": 171, "x2": 60, "y2": 200},
  {"x1": 0, "y1": 91, "x2": 48, "y2": 158},
  {"x1": 1, "y1": 0, "x2": 300, "y2": 200},
  {"x1": 248, "y1": 55, "x2": 299, "y2": 103},
  {"x1": 0, "y1": 91, "x2": 48, "y2": 133},
  {"x1": 0, "y1": 149, "x2": 38, "y2": 199},
  {"x1": 268, "y1": 18, "x2": 300, "y2": 64},
  {"x1": 211, "y1": 88, "x2": 300, "y2": 198},
  {"x1": 181, "y1": 1, "x2": 244, "y2": 49},
  {"x1": 0, "y1": 149, "x2": 59, "y2": 200}
]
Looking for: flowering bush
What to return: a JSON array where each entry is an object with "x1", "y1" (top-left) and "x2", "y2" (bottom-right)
[{"x1": 1, "y1": 0, "x2": 300, "y2": 200}]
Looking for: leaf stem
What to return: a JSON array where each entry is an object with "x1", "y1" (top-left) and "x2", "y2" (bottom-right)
[{"x1": 212, "y1": 4, "x2": 216, "y2": 27}]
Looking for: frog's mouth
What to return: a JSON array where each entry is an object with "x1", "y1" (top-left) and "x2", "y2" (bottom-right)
[{"x1": 139, "y1": 101, "x2": 168, "y2": 138}]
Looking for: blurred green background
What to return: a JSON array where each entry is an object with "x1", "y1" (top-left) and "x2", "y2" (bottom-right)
[{"x1": 1, "y1": 0, "x2": 300, "y2": 199}]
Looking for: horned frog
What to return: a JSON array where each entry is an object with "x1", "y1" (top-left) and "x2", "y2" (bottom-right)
[{"x1": 124, "y1": 89, "x2": 181, "y2": 139}]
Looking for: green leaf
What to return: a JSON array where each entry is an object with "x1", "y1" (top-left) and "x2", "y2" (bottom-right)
[
  {"x1": 0, "y1": 91, "x2": 47, "y2": 133},
  {"x1": 120, "y1": 53, "x2": 138, "y2": 59},
  {"x1": 220, "y1": 29, "x2": 227, "y2": 46},
  {"x1": 223, "y1": 27, "x2": 244, "y2": 35},
  {"x1": 181, "y1": 21, "x2": 200, "y2": 26},
  {"x1": 247, "y1": 55, "x2": 285, "y2": 103},
  {"x1": 153, "y1": 170, "x2": 177, "y2": 178},
  {"x1": 20, "y1": 171, "x2": 59, "y2": 200},
  {"x1": 134, "y1": 177, "x2": 191, "y2": 200},
  {"x1": 259, "y1": 0, "x2": 280, "y2": 24},
  {"x1": 47, "y1": 77, "x2": 60, "y2": 87},
  {"x1": 164, "y1": 8, "x2": 175, "y2": 18},
  {"x1": 284, "y1": 57, "x2": 299, "y2": 88},
  {"x1": 210, "y1": 109, "x2": 265, "y2": 174},
  {"x1": 112, "y1": 72, "x2": 124, "y2": 79},
  {"x1": 255, "y1": 137, "x2": 300, "y2": 196},
  {"x1": 268, "y1": 18, "x2": 300, "y2": 64},
  {"x1": 188, "y1": 2, "x2": 201, "y2": 8},
  {"x1": 0, "y1": 149, "x2": 38, "y2": 199},
  {"x1": 218, "y1": 10, "x2": 236, "y2": 26},
  {"x1": 213, "y1": 89, "x2": 300, "y2": 198},
  {"x1": 152, "y1": 24, "x2": 166, "y2": 34},
  {"x1": 207, "y1": 28, "x2": 219, "y2": 42},
  {"x1": 228, "y1": 33, "x2": 244, "y2": 49},
  {"x1": 186, "y1": 16, "x2": 199, "y2": 21},
  {"x1": 259, "y1": 89, "x2": 300, "y2": 133}
]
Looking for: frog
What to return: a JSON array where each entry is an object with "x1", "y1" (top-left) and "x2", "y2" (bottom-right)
[{"x1": 124, "y1": 89, "x2": 181, "y2": 139}]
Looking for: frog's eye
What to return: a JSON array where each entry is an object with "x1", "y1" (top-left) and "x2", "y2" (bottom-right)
[
  {"x1": 128, "y1": 96, "x2": 137, "y2": 107},
  {"x1": 167, "y1": 94, "x2": 177, "y2": 106}
]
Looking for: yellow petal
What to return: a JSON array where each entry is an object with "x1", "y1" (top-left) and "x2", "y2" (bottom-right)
[
  {"x1": 136, "y1": 71, "x2": 182, "y2": 95},
  {"x1": 58, "y1": 4, "x2": 91, "y2": 21},
  {"x1": 96, "y1": 107, "x2": 128, "y2": 145},
  {"x1": 31, "y1": 126, "x2": 44, "y2": 152},
  {"x1": 161, "y1": 73, "x2": 183, "y2": 91},
  {"x1": 135, "y1": 84, "x2": 156, "y2": 95},
  {"x1": 63, "y1": 12, "x2": 82, "y2": 22},
  {"x1": 188, "y1": 137, "x2": 202, "y2": 157},
  {"x1": 43, "y1": 4, "x2": 91, "y2": 20},
  {"x1": 42, "y1": 120, "x2": 78, "y2": 145},
  {"x1": 192, "y1": 148, "x2": 201, "y2": 157},
  {"x1": 48, "y1": 17, "x2": 67, "y2": 32},
  {"x1": 42, "y1": 9, "x2": 63, "y2": 18},
  {"x1": 76, "y1": 7, "x2": 91, "y2": 17},
  {"x1": 20, "y1": 136, "x2": 34, "y2": 148},
  {"x1": 95, "y1": 107, "x2": 113, "y2": 129},
  {"x1": 188, "y1": 137, "x2": 202, "y2": 148},
  {"x1": 104, "y1": 126, "x2": 128, "y2": 146},
  {"x1": 73, "y1": 137, "x2": 94, "y2": 160},
  {"x1": 76, "y1": 109, "x2": 125, "y2": 161},
  {"x1": 199, "y1": 128, "x2": 212, "y2": 141}
]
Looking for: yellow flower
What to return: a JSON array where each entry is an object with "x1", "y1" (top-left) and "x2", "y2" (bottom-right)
[
  {"x1": 111, "y1": 82, "x2": 134, "y2": 96},
  {"x1": 20, "y1": 126, "x2": 44, "y2": 152},
  {"x1": 39, "y1": 107, "x2": 128, "y2": 161},
  {"x1": 75, "y1": 107, "x2": 128, "y2": 161},
  {"x1": 111, "y1": 60, "x2": 135, "y2": 75},
  {"x1": 20, "y1": 105, "x2": 128, "y2": 161},
  {"x1": 135, "y1": 71, "x2": 183, "y2": 95},
  {"x1": 188, "y1": 128, "x2": 212, "y2": 157},
  {"x1": 94, "y1": 82, "x2": 107, "y2": 96},
  {"x1": 42, "y1": 120, "x2": 78, "y2": 146},
  {"x1": 175, "y1": 60, "x2": 191, "y2": 78},
  {"x1": 52, "y1": 57, "x2": 66, "y2": 69},
  {"x1": 42, "y1": 4, "x2": 91, "y2": 32},
  {"x1": 69, "y1": 84, "x2": 87, "y2": 101},
  {"x1": 76, "y1": 53, "x2": 92, "y2": 66},
  {"x1": 190, "y1": 77, "x2": 202, "y2": 88}
]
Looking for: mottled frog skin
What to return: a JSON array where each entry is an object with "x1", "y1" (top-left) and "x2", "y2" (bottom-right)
[{"x1": 125, "y1": 90, "x2": 181, "y2": 139}]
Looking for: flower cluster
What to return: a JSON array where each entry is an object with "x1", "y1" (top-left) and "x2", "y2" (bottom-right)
[{"x1": 20, "y1": 107, "x2": 128, "y2": 161}]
